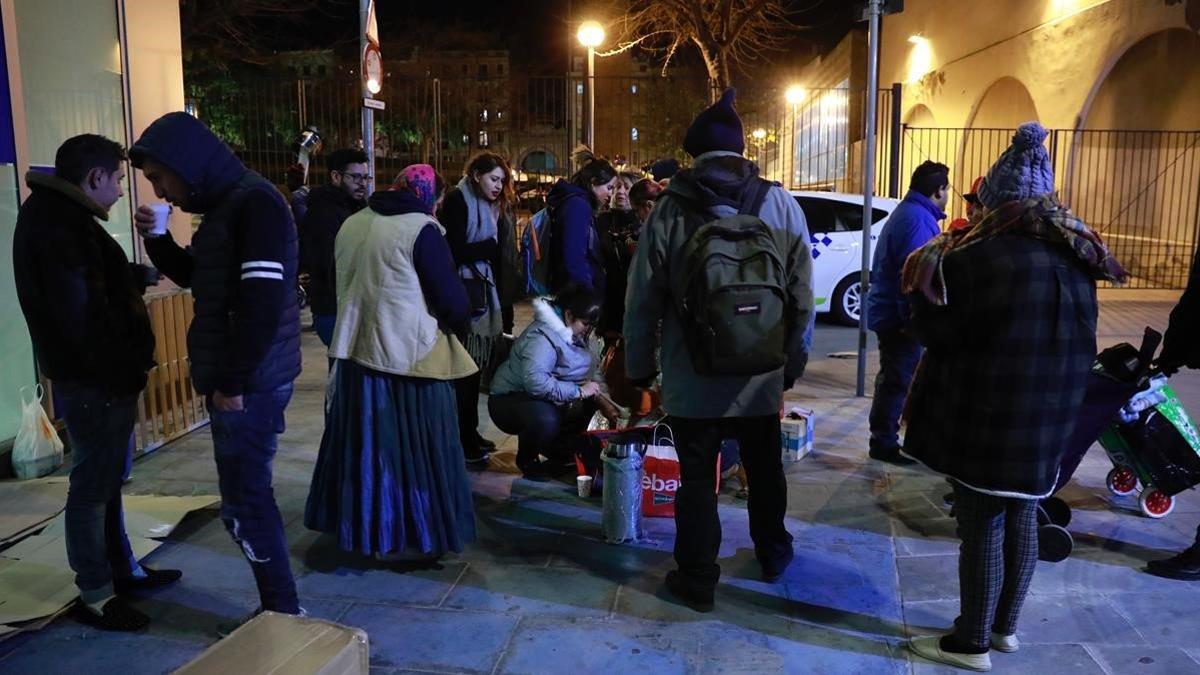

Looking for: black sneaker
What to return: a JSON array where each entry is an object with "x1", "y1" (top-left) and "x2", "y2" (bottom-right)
[
  {"x1": 476, "y1": 434, "x2": 497, "y2": 452},
  {"x1": 868, "y1": 446, "x2": 917, "y2": 466},
  {"x1": 74, "y1": 597, "x2": 150, "y2": 632},
  {"x1": 664, "y1": 570, "x2": 715, "y2": 612},
  {"x1": 114, "y1": 566, "x2": 183, "y2": 594},
  {"x1": 1146, "y1": 546, "x2": 1200, "y2": 581}
]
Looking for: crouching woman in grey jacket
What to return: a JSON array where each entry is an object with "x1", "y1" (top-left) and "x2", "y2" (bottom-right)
[{"x1": 488, "y1": 284, "x2": 607, "y2": 481}]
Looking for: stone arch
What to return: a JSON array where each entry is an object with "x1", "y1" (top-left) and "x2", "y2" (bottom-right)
[
  {"x1": 1065, "y1": 28, "x2": 1200, "y2": 287},
  {"x1": 965, "y1": 77, "x2": 1040, "y2": 130},
  {"x1": 903, "y1": 104, "x2": 936, "y2": 128},
  {"x1": 953, "y1": 77, "x2": 1040, "y2": 216},
  {"x1": 1079, "y1": 28, "x2": 1200, "y2": 131},
  {"x1": 518, "y1": 148, "x2": 559, "y2": 174}
]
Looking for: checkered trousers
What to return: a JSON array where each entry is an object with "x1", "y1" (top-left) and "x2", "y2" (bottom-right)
[{"x1": 952, "y1": 483, "x2": 1040, "y2": 650}]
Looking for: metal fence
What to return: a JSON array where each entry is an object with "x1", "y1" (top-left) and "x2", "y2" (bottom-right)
[
  {"x1": 187, "y1": 71, "x2": 1199, "y2": 289},
  {"x1": 187, "y1": 74, "x2": 895, "y2": 194},
  {"x1": 901, "y1": 127, "x2": 1200, "y2": 289}
]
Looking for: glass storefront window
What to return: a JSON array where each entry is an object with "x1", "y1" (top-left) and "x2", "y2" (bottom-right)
[{"x1": 14, "y1": 0, "x2": 132, "y2": 255}]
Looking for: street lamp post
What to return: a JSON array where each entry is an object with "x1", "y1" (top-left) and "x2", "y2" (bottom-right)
[
  {"x1": 577, "y1": 21, "x2": 605, "y2": 151},
  {"x1": 857, "y1": 0, "x2": 883, "y2": 397}
]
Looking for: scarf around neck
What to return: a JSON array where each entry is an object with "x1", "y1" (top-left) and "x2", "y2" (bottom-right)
[{"x1": 902, "y1": 195, "x2": 1127, "y2": 306}]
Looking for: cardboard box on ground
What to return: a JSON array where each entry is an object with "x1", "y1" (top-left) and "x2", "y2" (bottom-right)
[
  {"x1": 175, "y1": 611, "x2": 369, "y2": 675},
  {"x1": 782, "y1": 407, "x2": 815, "y2": 462}
]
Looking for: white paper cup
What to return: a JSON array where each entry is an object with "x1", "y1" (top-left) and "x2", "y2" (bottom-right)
[
  {"x1": 576, "y1": 475, "x2": 593, "y2": 498},
  {"x1": 148, "y1": 203, "x2": 171, "y2": 237}
]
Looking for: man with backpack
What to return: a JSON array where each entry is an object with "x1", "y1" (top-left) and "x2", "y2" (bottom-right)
[{"x1": 624, "y1": 88, "x2": 814, "y2": 612}]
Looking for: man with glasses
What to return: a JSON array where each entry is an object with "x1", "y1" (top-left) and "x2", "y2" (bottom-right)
[{"x1": 300, "y1": 148, "x2": 370, "y2": 346}]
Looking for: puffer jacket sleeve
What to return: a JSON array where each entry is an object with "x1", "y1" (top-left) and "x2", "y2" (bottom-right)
[
  {"x1": 517, "y1": 331, "x2": 582, "y2": 403},
  {"x1": 769, "y1": 187, "x2": 815, "y2": 381}
]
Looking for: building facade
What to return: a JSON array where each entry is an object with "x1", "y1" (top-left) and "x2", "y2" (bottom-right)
[{"x1": 0, "y1": 0, "x2": 187, "y2": 446}]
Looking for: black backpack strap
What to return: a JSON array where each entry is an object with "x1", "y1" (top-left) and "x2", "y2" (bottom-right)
[{"x1": 738, "y1": 178, "x2": 775, "y2": 216}]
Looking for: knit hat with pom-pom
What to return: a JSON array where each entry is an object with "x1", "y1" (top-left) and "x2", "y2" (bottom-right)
[{"x1": 977, "y1": 121, "x2": 1055, "y2": 209}]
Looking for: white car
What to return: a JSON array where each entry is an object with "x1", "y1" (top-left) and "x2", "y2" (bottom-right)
[{"x1": 791, "y1": 191, "x2": 901, "y2": 326}]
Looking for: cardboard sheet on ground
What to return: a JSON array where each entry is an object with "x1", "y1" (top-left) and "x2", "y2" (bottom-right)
[
  {"x1": 1, "y1": 533, "x2": 158, "y2": 567},
  {"x1": 0, "y1": 558, "x2": 79, "y2": 625},
  {"x1": 38, "y1": 494, "x2": 218, "y2": 540},
  {"x1": 0, "y1": 478, "x2": 69, "y2": 544},
  {"x1": 0, "y1": 492, "x2": 217, "y2": 630}
]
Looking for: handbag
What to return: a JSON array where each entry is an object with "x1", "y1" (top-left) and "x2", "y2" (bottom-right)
[{"x1": 462, "y1": 277, "x2": 490, "y2": 317}]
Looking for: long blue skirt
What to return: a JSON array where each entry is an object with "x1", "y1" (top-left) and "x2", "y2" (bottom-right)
[{"x1": 304, "y1": 359, "x2": 476, "y2": 556}]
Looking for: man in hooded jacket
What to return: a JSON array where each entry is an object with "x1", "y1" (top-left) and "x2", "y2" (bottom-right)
[
  {"x1": 624, "y1": 89, "x2": 814, "y2": 611},
  {"x1": 130, "y1": 112, "x2": 303, "y2": 616}
]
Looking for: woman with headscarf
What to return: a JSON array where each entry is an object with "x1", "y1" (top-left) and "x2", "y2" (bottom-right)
[
  {"x1": 438, "y1": 152, "x2": 518, "y2": 466},
  {"x1": 305, "y1": 164, "x2": 477, "y2": 562}
]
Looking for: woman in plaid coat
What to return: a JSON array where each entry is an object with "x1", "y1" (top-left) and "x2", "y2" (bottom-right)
[{"x1": 902, "y1": 123, "x2": 1125, "y2": 672}]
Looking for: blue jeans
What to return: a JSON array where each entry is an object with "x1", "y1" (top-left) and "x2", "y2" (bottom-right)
[
  {"x1": 56, "y1": 381, "x2": 140, "y2": 603},
  {"x1": 868, "y1": 329, "x2": 923, "y2": 452},
  {"x1": 209, "y1": 384, "x2": 300, "y2": 614}
]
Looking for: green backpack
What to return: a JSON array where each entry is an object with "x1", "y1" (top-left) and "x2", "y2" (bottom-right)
[{"x1": 676, "y1": 179, "x2": 788, "y2": 376}]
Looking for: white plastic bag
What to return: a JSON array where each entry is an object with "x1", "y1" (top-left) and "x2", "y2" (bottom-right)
[{"x1": 12, "y1": 385, "x2": 64, "y2": 479}]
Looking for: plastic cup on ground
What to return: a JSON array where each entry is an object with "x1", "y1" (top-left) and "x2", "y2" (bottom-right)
[
  {"x1": 577, "y1": 475, "x2": 593, "y2": 498},
  {"x1": 148, "y1": 203, "x2": 171, "y2": 237}
]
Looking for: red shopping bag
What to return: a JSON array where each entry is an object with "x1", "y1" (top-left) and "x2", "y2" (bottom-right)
[{"x1": 640, "y1": 424, "x2": 720, "y2": 518}]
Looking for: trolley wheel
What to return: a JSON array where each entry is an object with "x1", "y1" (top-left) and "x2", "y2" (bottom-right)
[
  {"x1": 1038, "y1": 524, "x2": 1074, "y2": 563},
  {"x1": 1041, "y1": 496, "x2": 1072, "y2": 527},
  {"x1": 1139, "y1": 489, "x2": 1175, "y2": 519},
  {"x1": 1106, "y1": 467, "x2": 1138, "y2": 496}
]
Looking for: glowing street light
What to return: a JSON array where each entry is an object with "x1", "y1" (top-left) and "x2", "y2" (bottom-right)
[
  {"x1": 577, "y1": 21, "x2": 605, "y2": 48},
  {"x1": 577, "y1": 21, "x2": 606, "y2": 149},
  {"x1": 785, "y1": 85, "x2": 808, "y2": 105},
  {"x1": 751, "y1": 128, "x2": 768, "y2": 141}
]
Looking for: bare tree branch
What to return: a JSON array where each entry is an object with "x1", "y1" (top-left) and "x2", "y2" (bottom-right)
[{"x1": 602, "y1": 0, "x2": 807, "y2": 99}]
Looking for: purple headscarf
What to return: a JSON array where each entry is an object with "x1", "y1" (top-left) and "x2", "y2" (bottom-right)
[{"x1": 391, "y1": 164, "x2": 439, "y2": 214}]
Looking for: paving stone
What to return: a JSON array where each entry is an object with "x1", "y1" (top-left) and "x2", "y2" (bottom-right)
[
  {"x1": 0, "y1": 629, "x2": 203, "y2": 674},
  {"x1": 909, "y1": 643, "x2": 1102, "y2": 674},
  {"x1": 1089, "y1": 645, "x2": 1200, "y2": 673},
  {"x1": 498, "y1": 617, "x2": 693, "y2": 675},
  {"x1": 138, "y1": 540, "x2": 262, "y2": 593},
  {"x1": 444, "y1": 563, "x2": 618, "y2": 617},
  {"x1": 338, "y1": 604, "x2": 518, "y2": 673},
  {"x1": 723, "y1": 623, "x2": 905, "y2": 675},
  {"x1": 297, "y1": 560, "x2": 466, "y2": 606},
  {"x1": 896, "y1": 555, "x2": 959, "y2": 602},
  {"x1": 1104, "y1": 588, "x2": 1200, "y2": 647}
]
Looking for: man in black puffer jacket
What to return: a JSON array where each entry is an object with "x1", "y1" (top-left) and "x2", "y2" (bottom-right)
[
  {"x1": 14, "y1": 134, "x2": 182, "y2": 632},
  {"x1": 130, "y1": 112, "x2": 303, "y2": 617}
]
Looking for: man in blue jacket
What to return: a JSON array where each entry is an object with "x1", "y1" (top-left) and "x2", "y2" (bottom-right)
[
  {"x1": 865, "y1": 161, "x2": 949, "y2": 465},
  {"x1": 130, "y1": 113, "x2": 303, "y2": 617}
]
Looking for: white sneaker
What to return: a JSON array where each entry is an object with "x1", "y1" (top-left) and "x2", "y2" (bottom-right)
[
  {"x1": 909, "y1": 636, "x2": 992, "y2": 672},
  {"x1": 990, "y1": 631, "x2": 1019, "y2": 653}
]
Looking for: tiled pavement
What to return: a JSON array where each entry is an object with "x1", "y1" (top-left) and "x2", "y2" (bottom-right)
[{"x1": 3, "y1": 290, "x2": 1200, "y2": 674}]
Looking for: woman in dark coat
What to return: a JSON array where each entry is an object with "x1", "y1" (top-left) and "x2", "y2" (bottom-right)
[
  {"x1": 545, "y1": 148, "x2": 617, "y2": 296},
  {"x1": 438, "y1": 152, "x2": 518, "y2": 465},
  {"x1": 903, "y1": 123, "x2": 1126, "y2": 672}
]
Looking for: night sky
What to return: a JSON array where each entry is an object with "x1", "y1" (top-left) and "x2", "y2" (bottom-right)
[{"x1": 211, "y1": 0, "x2": 858, "y2": 76}]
